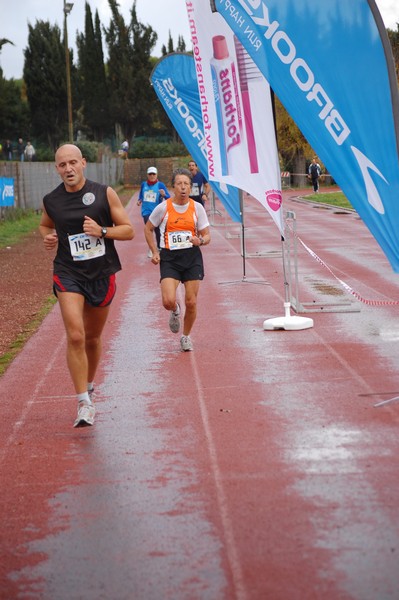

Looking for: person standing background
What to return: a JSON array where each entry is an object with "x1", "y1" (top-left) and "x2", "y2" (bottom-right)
[
  {"x1": 308, "y1": 156, "x2": 322, "y2": 193},
  {"x1": 121, "y1": 139, "x2": 129, "y2": 159},
  {"x1": 144, "y1": 168, "x2": 210, "y2": 352},
  {"x1": 39, "y1": 143, "x2": 134, "y2": 427},
  {"x1": 4, "y1": 140, "x2": 13, "y2": 160},
  {"x1": 24, "y1": 141, "x2": 35, "y2": 162},
  {"x1": 137, "y1": 166, "x2": 170, "y2": 255},
  {"x1": 17, "y1": 138, "x2": 25, "y2": 161},
  {"x1": 188, "y1": 160, "x2": 211, "y2": 207}
]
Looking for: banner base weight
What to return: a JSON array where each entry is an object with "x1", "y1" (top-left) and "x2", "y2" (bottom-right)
[{"x1": 263, "y1": 302, "x2": 314, "y2": 331}]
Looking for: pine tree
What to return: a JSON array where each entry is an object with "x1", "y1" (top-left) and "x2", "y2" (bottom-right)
[
  {"x1": 104, "y1": 0, "x2": 157, "y2": 140},
  {"x1": 387, "y1": 25, "x2": 399, "y2": 83},
  {"x1": 0, "y1": 77, "x2": 30, "y2": 142},
  {"x1": 176, "y1": 35, "x2": 187, "y2": 52},
  {"x1": 77, "y1": 3, "x2": 110, "y2": 141},
  {"x1": 23, "y1": 21, "x2": 68, "y2": 149},
  {"x1": 167, "y1": 31, "x2": 174, "y2": 54},
  {"x1": 0, "y1": 42, "x2": 29, "y2": 141}
]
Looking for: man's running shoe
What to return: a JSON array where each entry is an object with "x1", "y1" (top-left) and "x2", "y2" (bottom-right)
[
  {"x1": 180, "y1": 335, "x2": 193, "y2": 352},
  {"x1": 73, "y1": 403, "x2": 95, "y2": 428},
  {"x1": 169, "y1": 303, "x2": 181, "y2": 333}
]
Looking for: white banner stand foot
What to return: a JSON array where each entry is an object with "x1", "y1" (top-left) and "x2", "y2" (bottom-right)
[{"x1": 263, "y1": 302, "x2": 314, "y2": 331}]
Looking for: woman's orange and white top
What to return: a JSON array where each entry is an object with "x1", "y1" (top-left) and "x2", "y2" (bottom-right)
[{"x1": 149, "y1": 198, "x2": 209, "y2": 250}]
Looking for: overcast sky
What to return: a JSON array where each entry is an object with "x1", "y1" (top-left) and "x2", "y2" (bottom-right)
[{"x1": 0, "y1": 0, "x2": 398, "y2": 80}]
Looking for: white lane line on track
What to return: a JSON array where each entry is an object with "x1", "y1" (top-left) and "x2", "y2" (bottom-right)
[
  {"x1": 0, "y1": 332, "x2": 66, "y2": 466},
  {"x1": 189, "y1": 352, "x2": 248, "y2": 600}
]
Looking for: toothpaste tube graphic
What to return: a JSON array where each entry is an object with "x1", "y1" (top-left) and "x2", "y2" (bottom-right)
[
  {"x1": 234, "y1": 37, "x2": 260, "y2": 174},
  {"x1": 211, "y1": 35, "x2": 243, "y2": 176}
]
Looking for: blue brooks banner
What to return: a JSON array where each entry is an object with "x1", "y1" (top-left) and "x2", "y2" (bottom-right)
[
  {"x1": 215, "y1": 0, "x2": 399, "y2": 271},
  {"x1": 151, "y1": 53, "x2": 241, "y2": 223},
  {"x1": 0, "y1": 178, "x2": 15, "y2": 207}
]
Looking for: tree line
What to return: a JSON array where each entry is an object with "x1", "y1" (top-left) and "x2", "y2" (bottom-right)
[{"x1": 0, "y1": 0, "x2": 186, "y2": 158}]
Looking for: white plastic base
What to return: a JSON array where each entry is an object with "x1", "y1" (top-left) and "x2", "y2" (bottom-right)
[{"x1": 263, "y1": 302, "x2": 314, "y2": 331}]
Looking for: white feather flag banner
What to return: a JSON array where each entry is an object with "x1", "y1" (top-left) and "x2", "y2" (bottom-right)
[{"x1": 185, "y1": 0, "x2": 284, "y2": 234}]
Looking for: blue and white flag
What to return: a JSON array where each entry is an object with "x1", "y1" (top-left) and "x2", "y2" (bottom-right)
[
  {"x1": 151, "y1": 53, "x2": 241, "y2": 222},
  {"x1": 215, "y1": 0, "x2": 399, "y2": 271}
]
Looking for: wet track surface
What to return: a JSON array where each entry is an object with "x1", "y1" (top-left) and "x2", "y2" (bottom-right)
[{"x1": 1, "y1": 189, "x2": 399, "y2": 599}]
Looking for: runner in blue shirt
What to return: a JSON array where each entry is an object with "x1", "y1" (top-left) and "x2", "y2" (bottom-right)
[
  {"x1": 137, "y1": 166, "x2": 170, "y2": 253},
  {"x1": 188, "y1": 160, "x2": 210, "y2": 207}
]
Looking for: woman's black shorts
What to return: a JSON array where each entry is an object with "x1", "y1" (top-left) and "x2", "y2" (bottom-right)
[{"x1": 159, "y1": 247, "x2": 204, "y2": 283}]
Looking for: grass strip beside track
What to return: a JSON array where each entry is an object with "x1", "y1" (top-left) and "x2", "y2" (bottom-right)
[{"x1": 303, "y1": 190, "x2": 353, "y2": 210}]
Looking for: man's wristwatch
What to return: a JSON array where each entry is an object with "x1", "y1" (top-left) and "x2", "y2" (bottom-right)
[{"x1": 101, "y1": 227, "x2": 107, "y2": 238}]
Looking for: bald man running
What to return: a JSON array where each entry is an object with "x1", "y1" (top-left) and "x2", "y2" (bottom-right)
[{"x1": 39, "y1": 144, "x2": 134, "y2": 427}]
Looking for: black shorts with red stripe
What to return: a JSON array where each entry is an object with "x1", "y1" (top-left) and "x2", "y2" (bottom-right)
[{"x1": 53, "y1": 274, "x2": 116, "y2": 307}]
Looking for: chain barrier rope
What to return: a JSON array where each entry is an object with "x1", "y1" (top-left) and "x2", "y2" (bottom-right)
[{"x1": 285, "y1": 222, "x2": 399, "y2": 307}]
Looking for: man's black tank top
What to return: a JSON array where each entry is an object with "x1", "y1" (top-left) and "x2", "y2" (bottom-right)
[{"x1": 43, "y1": 180, "x2": 121, "y2": 281}]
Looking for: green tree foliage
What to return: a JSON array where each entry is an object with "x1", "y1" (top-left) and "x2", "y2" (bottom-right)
[
  {"x1": 0, "y1": 77, "x2": 30, "y2": 142},
  {"x1": 161, "y1": 33, "x2": 187, "y2": 56},
  {"x1": 130, "y1": 138, "x2": 186, "y2": 158},
  {"x1": 76, "y1": 3, "x2": 110, "y2": 141},
  {"x1": 177, "y1": 35, "x2": 187, "y2": 52},
  {"x1": 0, "y1": 40, "x2": 30, "y2": 142},
  {"x1": 104, "y1": 0, "x2": 157, "y2": 140},
  {"x1": 387, "y1": 24, "x2": 399, "y2": 82},
  {"x1": 23, "y1": 21, "x2": 68, "y2": 149},
  {"x1": 167, "y1": 31, "x2": 174, "y2": 54},
  {"x1": 274, "y1": 95, "x2": 313, "y2": 171}
]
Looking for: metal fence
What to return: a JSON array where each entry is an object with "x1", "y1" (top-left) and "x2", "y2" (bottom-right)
[
  {"x1": 0, "y1": 156, "x2": 125, "y2": 212},
  {"x1": 1, "y1": 158, "x2": 337, "y2": 214}
]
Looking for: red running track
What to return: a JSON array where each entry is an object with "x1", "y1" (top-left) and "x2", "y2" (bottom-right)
[{"x1": 1, "y1": 189, "x2": 399, "y2": 599}]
